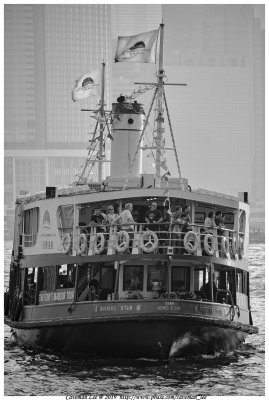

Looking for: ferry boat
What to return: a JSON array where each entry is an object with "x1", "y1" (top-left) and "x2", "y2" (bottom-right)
[{"x1": 4, "y1": 24, "x2": 258, "y2": 359}]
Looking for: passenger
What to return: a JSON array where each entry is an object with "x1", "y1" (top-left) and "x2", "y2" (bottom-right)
[
  {"x1": 173, "y1": 205, "x2": 183, "y2": 224},
  {"x1": 204, "y1": 211, "x2": 216, "y2": 233},
  {"x1": 90, "y1": 207, "x2": 106, "y2": 232},
  {"x1": 130, "y1": 274, "x2": 140, "y2": 290},
  {"x1": 145, "y1": 202, "x2": 163, "y2": 232},
  {"x1": 120, "y1": 203, "x2": 135, "y2": 232},
  {"x1": 181, "y1": 205, "x2": 192, "y2": 233},
  {"x1": 172, "y1": 205, "x2": 183, "y2": 252},
  {"x1": 119, "y1": 203, "x2": 135, "y2": 251},
  {"x1": 201, "y1": 279, "x2": 218, "y2": 301},
  {"x1": 106, "y1": 205, "x2": 120, "y2": 226},
  {"x1": 215, "y1": 211, "x2": 225, "y2": 250}
]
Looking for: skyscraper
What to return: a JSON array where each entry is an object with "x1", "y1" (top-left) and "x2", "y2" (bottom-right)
[
  {"x1": 4, "y1": 4, "x2": 113, "y2": 235},
  {"x1": 161, "y1": 4, "x2": 264, "y2": 200}
]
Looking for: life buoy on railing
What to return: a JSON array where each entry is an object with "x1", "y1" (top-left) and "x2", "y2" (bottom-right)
[
  {"x1": 220, "y1": 236, "x2": 229, "y2": 257},
  {"x1": 77, "y1": 233, "x2": 87, "y2": 255},
  {"x1": 140, "y1": 230, "x2": 158, "y2": 253},
  {"x1": 232, "y1": 236, "x2": 238, "y2": 254},
  {"x1": 115, "y1": 231, "x2": 130, "y2": 253},
  {"x1": 184, "y1": 231, "x2": 198, "y2": 254},
  {"x1": 204, "y1": 234, "x2": 215, "y2": 256},
  {"x1": 62, "y1": 233, "x2": 71, "y2": 254},
  {"x1": 93, "y1": 233, "x2": 105, "y2": 254}
]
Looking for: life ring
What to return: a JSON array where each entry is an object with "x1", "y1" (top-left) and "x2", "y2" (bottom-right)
[
  {"x1": 140, "y1": 230, "x2": 158, "y2": 253},
  {"x1": 115, "y1": 231, "x2": 130, "y2": 253},
  {"x1": 184, "y1": 231, "x2": 198, "y2": 254},
  {"x1": 93, "y1": 233, "x2": 105, "y2": 254},
  {"x1": 232, "y1": 236, "x2": 238, "y2": 254},
  {"x1": 204, "y1": 234, "x2": 215, "y2": 256},
  {"x1": 77, "y1": 233, "x2": 87, "y2": 255},
  {"x1": 62, "y1": 233, "x2": 71, "y2": 254},
  {"x1": 221, "y1": 236, "x2": 229, "y2": 257}
]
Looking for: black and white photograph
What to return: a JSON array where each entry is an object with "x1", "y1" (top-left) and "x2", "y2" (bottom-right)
[{"x1": 3, "y1": 2, "x2": 265, "y2": 397}]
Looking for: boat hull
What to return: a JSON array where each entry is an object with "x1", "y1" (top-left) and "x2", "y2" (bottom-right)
[{"x1": 9, "y1": 318, "x2": 249, "y2": 359}]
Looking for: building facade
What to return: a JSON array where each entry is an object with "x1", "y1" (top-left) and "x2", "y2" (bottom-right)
[{"x1": 4, "y1": 4, "x2": 113, "y2": 237}]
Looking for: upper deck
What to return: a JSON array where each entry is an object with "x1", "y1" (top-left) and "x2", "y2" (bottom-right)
[{"x1": 14, "y1": 184, "x2": 249, "y2": 268}]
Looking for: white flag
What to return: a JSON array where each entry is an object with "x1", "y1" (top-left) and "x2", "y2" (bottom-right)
[
  {"x1": 115, "y1": 29, "x2": 158, "y2": 63},
  {"x1": 72, "y1": 71, "x2": 100, "y2": 102}
]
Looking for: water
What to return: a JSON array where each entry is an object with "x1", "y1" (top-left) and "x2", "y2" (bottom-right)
[{"x1": 4, "y1": 241, "x2": 265, "y2": 396}]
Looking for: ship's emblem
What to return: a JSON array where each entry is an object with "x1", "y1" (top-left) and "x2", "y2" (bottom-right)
[
  {"x1": 82, "y1": 76, "x2": 94, "y2": 87},
  {"x1": 42, "y1": 210, "x2": 50, "y2": 229},
  {"x1": 116, "y1": 41, "x2": 145, "y2": 62}
]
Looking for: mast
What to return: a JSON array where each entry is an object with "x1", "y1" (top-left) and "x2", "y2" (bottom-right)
[
  {"x1": 155, "y1": 22, "x2": 165, "y2": 188},
  {"x1": 98, "y1": 61, "x2": 106, "y2": 182}
]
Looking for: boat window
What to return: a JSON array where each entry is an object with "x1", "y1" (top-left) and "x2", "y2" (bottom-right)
[
  {"x1": 236, "y1": 271, "x2": 243, "y2": 293},
  {"x1": 123, "y1": 265, "x2": 143, "y2": 291},
  {"x1": 243, "y1": 271, "x2": 248, "y2": 295},
  {"x1": 147, "y1": 264, "x2": 167, "y2": 291},
  {"x1": 24, "y1": 268, "x2": 37, "y2": 305},
  {"x1": 57, "y1": 205, "x2": 74, "y2": 237},
  {"x1": 171, "y1": 267, "x2": 190, "y2": 292},
  {"x1": 239, "y1": 210, "x2": 245, "y2": 233},
  {"x1": 193, "y1": 267, "x2": 209, "y2": 292},
  {"x1": 100, "y1": 267, "x2": 114, "y2": 290},
  {"x1": 23, "y1": 207, "x2": 39, "y2": 247},
  {"x1": 42, "y1": 266, "x2": 58, "y2": 291},
  {"x1": 57, "y1": 264, "x2": 75, "y2": 289},
  {"x1": 99, "y1": 266, "x2": 115, "y2": 300}
]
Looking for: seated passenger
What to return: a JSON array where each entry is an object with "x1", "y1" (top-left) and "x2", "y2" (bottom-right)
[
  {"x1": 130, "y1": 275, "x2": 140, "y2": 290},
  {"x1": 145, "y1": 202, "x2": 163, "y2": 232},
  {"x1": 204, "y1": 211, "x2": 216, "y2": 233},
  {"x1": 200, "y1": 280, "x2": 218, "y2": 301}
]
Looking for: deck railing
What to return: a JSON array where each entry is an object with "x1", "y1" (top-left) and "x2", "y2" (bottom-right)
[{"x1": 64, "y1": 222, "x2": 245, "y2": 260}]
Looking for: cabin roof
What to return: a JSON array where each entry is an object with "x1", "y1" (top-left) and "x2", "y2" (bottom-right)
[{"x1": 15, "y1": 183, "x2": 241, "y2": 211}]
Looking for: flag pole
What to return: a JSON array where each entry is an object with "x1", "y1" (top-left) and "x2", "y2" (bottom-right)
[
  {"x1": 155, "y1": 22, "x2": 165, "y2": 188},
  {"x1": 98, "y1": 60, "x2": 105, "y2": 182}
]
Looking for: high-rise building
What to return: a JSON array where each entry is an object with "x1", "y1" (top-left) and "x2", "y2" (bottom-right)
[
  {"x1": 4, "y1": 4, "x2": 113, "y2": 236},
  {"x1": 161, "y1": 4, "x2": 264, "y2": 199}
]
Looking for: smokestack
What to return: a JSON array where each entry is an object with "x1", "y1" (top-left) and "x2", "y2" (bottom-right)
[{"x1": 110, "y1": 101, "x2": 145, "y2": 179}]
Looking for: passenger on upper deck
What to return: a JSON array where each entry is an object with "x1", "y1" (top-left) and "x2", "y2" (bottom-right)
[
  {"x1": 204, "y1": 211, "x2": 216, "y2": 234},
  {"x1": 145, "y1": 202, "x2": 163, "y2": 232},
  {"x1": 90, "y1": 207, "x2": 106, "y2": 232},
  {"x1": 181, "y1": 205, "x2": 192, "y2": 233},
  {"x1": 120, "y1": 203, "x2": 135, "y2": 232},
  {"x1": 214, "y1": 211, "x2": 225, "y2": 249},
  {"x1": 172, "y1": 205, "x2": 183, "y2": 230},
  {"x1": 106, "y1": 205, "x2": 120, "y2": 226}
]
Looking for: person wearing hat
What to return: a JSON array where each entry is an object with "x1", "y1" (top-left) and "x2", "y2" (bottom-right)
[{"x1": 145, "y1": 202, "x2": 163, "y2": 232}]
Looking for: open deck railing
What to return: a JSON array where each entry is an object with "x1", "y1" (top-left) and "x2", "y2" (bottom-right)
[{"x1": 58, "y1": 222, "x2": 245, "y2": 260}]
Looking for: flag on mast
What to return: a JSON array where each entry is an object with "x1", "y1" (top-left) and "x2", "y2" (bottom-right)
[
  {"x1": 72, "y1": 71, "x2": 100, "y2": 101},
  {"x1": 115, "y1": 29, "x2": 158, "y2": 63}
]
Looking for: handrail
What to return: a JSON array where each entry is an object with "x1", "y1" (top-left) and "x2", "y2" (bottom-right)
[{"x1": 73, "y1": 222, "x2": 244, "y2": 260}]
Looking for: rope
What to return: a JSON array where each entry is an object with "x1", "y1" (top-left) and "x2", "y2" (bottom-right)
[
  {"x1": 163, "y1": 88, "x2": 182, "y2": 181},
  {"x1": 76, "y1": 120, "x2": 99, "y2": 185},
  {"x1": 123, "y1": 86, "x2": 158, "y2": 190}
]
